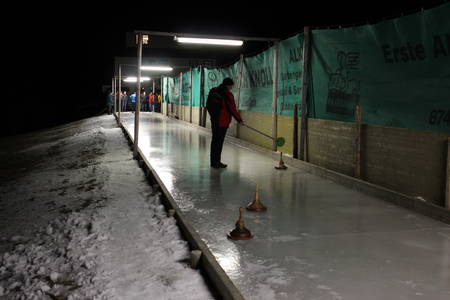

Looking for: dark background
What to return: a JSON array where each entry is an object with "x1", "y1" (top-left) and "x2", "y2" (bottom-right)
[{"x1": 2, "y1": 1, "x2": 445, "y2": 136}]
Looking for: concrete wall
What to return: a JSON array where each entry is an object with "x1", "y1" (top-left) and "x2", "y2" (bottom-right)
[
  {"x1": 276, "y1": 114, "x2": 295, "y2": 155},
  {"x1": 162, "y1": 102, "x2": 168, "y2": 116},
  {"x1": 235, "y1": 111, "x2": 295, "y2": 155},
  {"x1": 192, "y1": 107, "x2": 201, "y2": 126},
  {"x1": 170, "y1": 105, "x2": 201, "y2": 126},
  {"x1": 237, "y1": 111, "x2": 272, "y2": 149},
  {"x1": 182, "y1": 106, "x2": 190, "y2": 122},
  {"x1": 165, "y1": 107, "x2": 449, "y2": 207},
  {"x1": 307, "y1": 118, "x2": 355, "y2": 177},
  {"x1": 363, "y1": 125, "x2": 448, "y2": 206}
]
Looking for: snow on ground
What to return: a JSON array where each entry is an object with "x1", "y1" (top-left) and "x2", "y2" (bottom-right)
[{"x1": 0, "y1": 115, "x2": 214, "y2": 300}]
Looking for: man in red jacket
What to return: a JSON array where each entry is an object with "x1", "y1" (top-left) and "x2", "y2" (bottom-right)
[{"x1": 206, "y1": 78, "x2": 244, "y2": 168}]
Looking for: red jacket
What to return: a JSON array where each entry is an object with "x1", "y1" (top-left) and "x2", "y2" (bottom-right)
[
  {"x1": 207, "y1": 87, "x2": 242, "y2": 127},
  {"x1": 220, "y1": 90, "x2": 242, "y2": 127},
  {"x1": 148, "y1": 93, "x2": 153, "y2": 104}
]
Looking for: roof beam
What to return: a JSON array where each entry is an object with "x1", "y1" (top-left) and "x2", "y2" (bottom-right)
[{"x1": 134, "y1": 30, "x2": 280, "y2": 42}]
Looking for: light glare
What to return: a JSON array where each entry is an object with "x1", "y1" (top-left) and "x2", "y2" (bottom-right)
[
  {"x1": 123, "y1": 76, "x2": 151, "y2": 82},
  {"x1": 176, "y1": 37, "x2": 243, "y2": 46},
  {"x1": 140, "y1": 66, "x2": 173, "y2": 71}
]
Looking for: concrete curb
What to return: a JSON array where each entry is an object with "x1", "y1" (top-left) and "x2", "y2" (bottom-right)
[
  {"x1": 166, "y1": 114, "x2": 450, "y2": 225},
  {"x1": 113, "y1": 114, "x2": 245, "y2": 300}
]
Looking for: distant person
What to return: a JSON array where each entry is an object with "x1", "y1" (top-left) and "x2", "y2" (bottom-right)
[
  {"x1": 130, "y1": 92, "x2": 136, "y2": 112},
  {"x1": 121, "y1": 91, "x2": 129, "y2": 111},
  {"x1": 155, "y1": 91, "x2": 161, "y2": 112},
  {"x1": 140, "y1": 91, "x2": 147, "y2": 111},
  {"x1": 106, "y1": 91, "x2": 114, "y2": 115},
  {"x1": 148, "y1": 91, "x2": 154, "y2": 112},
  {"x1": 206, "y1": 78, "x2": 244, "y2": 168},
  {"x1": 150, "y1": 91, "x2": 158, "y2": 112}
]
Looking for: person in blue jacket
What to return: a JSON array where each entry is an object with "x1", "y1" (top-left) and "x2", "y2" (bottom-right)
[{"x1": 130, "y1": 92, "x2": 137, "y2": 112}]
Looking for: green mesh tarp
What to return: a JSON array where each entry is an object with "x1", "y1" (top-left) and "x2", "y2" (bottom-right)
[
  {"x1": 162, "y1": 77, "x2": 171, "y2": 103},
  {"x1": 277, "y1": 34, "x2": 304, "y2": 116},
  {"x1": 181, "y1": 72, "x2": 190, "y2": 106},
  {"x1": 238, "y1": 47, "x2": 274, "y2": 114},
  {"x1": 165, "y1": 76, "x2": 179, "y2": 104},
  {"x1": 192, "y1": 68, "x2": 201, "y2": 107},
  {"x1": 162, "y1": 4, "x2": 449, "y2": 132},
  {"x1": 162, "y1": 77, "x2": 167, "y2": 103},
  {"x1": 203, "y1": 38, "x2": 304, "y2": 116},
  {"x1": 204, "y1": 64, "x2": 239, "y2": 102},
  {"x1": 310, "y1": 3, "x2": 450, "y2": 132},
  {"x1": 164, "y1": 68, "x2": 202, "y2": 107},
  {"x1": 203, "y1": 41, "x2": 304, "y2": 116}
]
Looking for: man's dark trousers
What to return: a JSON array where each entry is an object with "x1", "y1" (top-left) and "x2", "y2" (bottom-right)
[{"x1": 210, "y1": 121, "x2": 228, "y2": 164}]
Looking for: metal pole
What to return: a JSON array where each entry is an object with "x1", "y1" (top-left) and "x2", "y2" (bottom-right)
[
  {"x1": 116, "y1": 76, "x2": 119, "y2": 114},
  {"x1": 271, "y1": 42, "x2": 279, "y2": 151},
  {"x1": 200, "y1": 65, "x2": 207, "y2": 127},
  {"x1": 189, "y1": 67, "x2": 193, "y2": 123},
  {"x1": 355, "y1": 104, "x2": 362, "y2": 178},
  {"x1": 293, "y1": 104, "x2": 299, "y2": 159},
  {"x1": 111, "y1": 77, "x2": 114, "y2": 115},
  {"x1": 236, "y1": 54, "x2": 244, "y2": 109},
  {"x1": 446, "y1": 137, "x2": 450, "y2": 209},
  {"x1": 118, "y1": 65, "x2": 122, "y2": 123},
  {"x1": 115, "y1": 76, "x2": 119, "y2": 115},
  {"x1": 160, "y1": 75, "x2": 163, "y2": 115},
  {"x1": 152, "y1": 80, "x2": 155, "y2": 113},
  {"x1": 235, "y1": 54, "x2": 244, "y2": 137},
  {"x1": 166, "y1": 77, "x2": 170, "y2": 117},
  {"x1": 300, "y1": 27, "x2": 311, "y2": 161},
  {"x1": 179, "y1": 72, "x2": 183, "y2": 119},
  {"x1": 134, "y1": 33, "x2": 143, "y2": 158}
]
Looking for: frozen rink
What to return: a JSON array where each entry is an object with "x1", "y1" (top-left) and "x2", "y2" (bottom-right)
[{"x1": 121, "y1": 112, "x2": 450, "y2": 300}]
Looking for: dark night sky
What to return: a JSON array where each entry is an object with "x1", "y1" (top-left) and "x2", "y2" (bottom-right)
[{"x1": 3, "y1": 1, "x2": 444, "y2": 136}]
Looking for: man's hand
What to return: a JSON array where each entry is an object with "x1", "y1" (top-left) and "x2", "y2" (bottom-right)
[{"x1": 239, "y1": 121, "x2": 245, "y2": 126}]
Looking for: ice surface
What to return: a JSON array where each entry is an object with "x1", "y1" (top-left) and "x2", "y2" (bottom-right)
[{"x1": 120, "y1": 112, "x2": 450, "y2": 300}]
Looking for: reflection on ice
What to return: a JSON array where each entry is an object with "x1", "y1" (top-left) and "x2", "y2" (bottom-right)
[
  {"x1": 215, "y1": 245, "x2": 242, "y2": 280},
  {"x1": 157, "y1": 170, "x2": 174, "y2": 191}
]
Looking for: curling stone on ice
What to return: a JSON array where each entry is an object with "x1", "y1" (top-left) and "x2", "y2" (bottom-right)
[
  {"x1": 246, "y1": 184, "x2": 267, "y2": 212},
  {"x1": 228, "y1": 207, "x2": 253, "y2": 240},
  {"x1": 275, "y1": 152, "x2": 288, "y2": 170}
]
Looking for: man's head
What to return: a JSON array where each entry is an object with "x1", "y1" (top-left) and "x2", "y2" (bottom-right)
[{"x1": 222, "y1": 78, "x2": 234, "y2": 91}]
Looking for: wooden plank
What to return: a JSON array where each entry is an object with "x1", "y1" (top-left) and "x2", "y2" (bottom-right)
[
  {"x1": 199, "y1": 66, "x2": 203, "y2": 126},
  {"x1": 118, "y1": 67, "x2": 122, "y2": 123},
  {"x1": 272, "y1": 42, "x2": 279, "y2": 151},
  {"x1": 299, "y1": 27, "x2": 311, "y2": 161},
  {"x1": 189, "y1": 68, "x2": 193, "y2": 123},
  {"x1": 200, "y1": 65, "x2": 207, "y2": 127},
  {"x1": 179, "y1": 72, "x2": 183, "y2": 119},
  {"x1": 293, "y1": 104, "x2": 299, "y2": 159},
  {"x1": 446, "y1": 137, "x2": 450, "y2": 209},
  {"x1": 235, "y1": 54, "x2": 244, "y2": 137},
  {"x1": 355, "y1": 103, "x2": 362, "y2": 179}
]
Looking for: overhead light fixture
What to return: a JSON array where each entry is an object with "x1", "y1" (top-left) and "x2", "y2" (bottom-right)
[
  {"x1": 123, "y1": 76, "x2": 151, "y2": 82},
  {"x1": 136, "y1": 34, "x2": 149, "y2": 45},
  {"x1": 175, "y1": 36, "x2": 243, "y2": 46},
  {"x1": 140, "y1": 66, "x2": 173, "y2": 71}
]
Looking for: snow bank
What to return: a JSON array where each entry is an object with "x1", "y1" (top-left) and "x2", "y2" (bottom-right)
[
  {"x1": 1, "y1": 212, "x2": 103, "y2": 300},
  {"x1": 0, "y1": 115, "x2": 213, "y2": 300}
]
